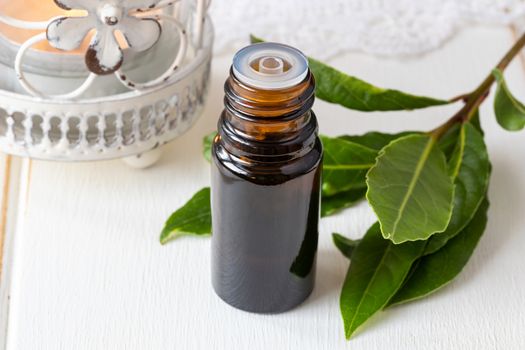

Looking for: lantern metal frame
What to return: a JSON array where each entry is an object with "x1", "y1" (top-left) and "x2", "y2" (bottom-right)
[{"x1": 0, "y1": 0, "x2": 213, "y2": 166}]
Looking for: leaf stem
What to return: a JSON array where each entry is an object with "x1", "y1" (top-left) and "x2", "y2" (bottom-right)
[
  {"x1": 448, "y1": 93, "x2": 471, "y2": 103},
  {"x1": 432, "y1": 32, "x2": 525, "y2": 139}
]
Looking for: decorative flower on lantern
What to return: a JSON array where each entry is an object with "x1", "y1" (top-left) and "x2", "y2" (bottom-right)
[{"x1": 46, "y1": 0, "x2": 164, "y2": 75}]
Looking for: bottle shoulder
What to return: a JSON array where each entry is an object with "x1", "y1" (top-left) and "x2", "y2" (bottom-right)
[{"x1": 212, "y1": 136, "x2": 323, "y2": 185}]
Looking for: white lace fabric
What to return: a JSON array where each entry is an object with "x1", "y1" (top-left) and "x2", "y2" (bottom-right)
[{"x1": 210, "y1": 0, "x2": 525, "y2": 59}]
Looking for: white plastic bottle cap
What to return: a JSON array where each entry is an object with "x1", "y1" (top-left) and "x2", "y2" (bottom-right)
[{"x1": 232, "y1": 42, "x2": 309, "y2": 90}]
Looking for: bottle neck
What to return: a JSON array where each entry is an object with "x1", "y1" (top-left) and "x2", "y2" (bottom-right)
[
  {"x1": 225, "y1": 68, "x2": 315, "y2": 118},
  {"x1": 217, "y1": 69, "x2": 317, "y2": 163}
]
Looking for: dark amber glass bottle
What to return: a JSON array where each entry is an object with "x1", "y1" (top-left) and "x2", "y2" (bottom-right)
[{"x1": 211, "y1": 43, "x2": 322, "y2": 313}]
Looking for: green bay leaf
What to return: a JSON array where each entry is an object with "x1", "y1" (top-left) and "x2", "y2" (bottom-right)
[
  {"x1": 366, "y1": 134, "x2": 454, "y2": 244},
  {"x1": 332, "y1": 233, "x2": 360, "y2": 259},
  {"x1": 493, "y1": 69, "x2": 525, "y2": 131},
  {"x1": 203, "y1": 132, "x2": 216, "y2": 162},
  {"x1": 321, "y1": 135, "x2": 377, "y2": 196},
  {"x1": 250, "y1": 35, "x2": 449, "y2": 112},
  {"x1": 340, "y1": 131, "x2": 415, "y2": 151},
  {"x1": 321, "y1": 188, "x2": 367, "y2": 217},
  {"x1": 340, "y1": 222, "x2": 425, "y2": 339},
  {"x1": 424, "y1": 123, "x2": 490, "y2": 255},
  {"x1": 202, "y1": 131, "x2": 217, "y2": 162},
  {"x1": 388, "y1": 198, "x2": 489, "y2": 306},
  {"x1": 321, "y1": 132, "x2": 418, "y2": 217},
  {"x1": 435, "y1": 112, "x2": 482, "y2": 162},
  {"x1": 160, "y1": 187, "x2": 212, "y2": 245},
  {"x1": 437, "y1": 123, "x2": 461, "y2": 160},
  {"x1": 309, "y1": 58, "x2": 449, "y2": 112},
  {"x1": 470, "y1": 110, "x2": 484, "y2": 136}
]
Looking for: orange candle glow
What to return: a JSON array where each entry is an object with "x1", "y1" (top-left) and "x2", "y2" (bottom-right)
[{"x1": 0, "y1": 0, "x2": 88, "y2": 52}]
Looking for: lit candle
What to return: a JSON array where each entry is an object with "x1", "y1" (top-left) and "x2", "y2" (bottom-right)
[{"x1": 0, "y1": 0, "x2": 87, "y2": 52}]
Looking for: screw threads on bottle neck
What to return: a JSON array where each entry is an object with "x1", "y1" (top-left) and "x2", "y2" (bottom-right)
[{"x1": 225, "y1": 68, "x2": 315, "y2": 119}]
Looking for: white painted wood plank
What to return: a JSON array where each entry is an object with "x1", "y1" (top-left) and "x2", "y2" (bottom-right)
[
  {"x1": 0, "y1": 155, "x2": 25, "y2": 350},
  {"x1": 5, "y1": 26, "x2": 525, "y2": 349},
  {"x1": 0, "y1": 153, "x2": 10, "y2": 350}
]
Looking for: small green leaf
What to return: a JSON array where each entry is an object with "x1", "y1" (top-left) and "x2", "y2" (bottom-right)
[
  {"x1": 340, "y1": 222, "x2": 425, "y2": 339},
  {"x1": 203, "y1": 132, "x2": 216, "y2": 162},
  {"x1": 366, "y1": 134, "x2": 454, "y2": 244},
  {"x1": 160, "y1": 188, "x2": 212, "y2": 245},
  {"x1": 388, "y1": 198, "x2": 489, "y2": 306},
  {"x1": 332, "y1": 233, "x2": 360, "y2": 259},
  {"x1": 321, "y1": 188, "x2": 367, "y2": 217},
  {"x1": 321, "y1": 135, "x2": 377, "y2": 196},
  {"x1": 251, "y1": 35, "x2": 449, "y2": 112},
  {"x1": 493, "y1": 69, "x2": 525, "y2": 131},
  {"x1": 250, "y1": 35, "x2": 264, "y2": 44},
  {"x1": 424, "y1": 123, "x2": 490, "y2": 254},
  {"x1": 340, "y1": 131, "x2": 415, "y2": 151}
]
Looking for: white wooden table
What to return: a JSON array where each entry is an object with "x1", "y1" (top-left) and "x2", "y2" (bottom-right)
[{"x1": 1, "y1": 26, "x2": 525, "y2": 349}]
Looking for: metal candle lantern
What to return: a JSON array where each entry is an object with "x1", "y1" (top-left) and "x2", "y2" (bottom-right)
[{"x1": 0, "y1": 0, "x2": 213, "y2": 167}]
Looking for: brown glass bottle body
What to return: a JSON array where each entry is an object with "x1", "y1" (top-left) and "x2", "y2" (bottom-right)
[{"x1": 211, "y1": 69, "x2": 322, "y2": 314}]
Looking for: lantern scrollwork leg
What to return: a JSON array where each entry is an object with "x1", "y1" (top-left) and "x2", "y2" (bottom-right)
[{"x1": 122, "y1": 147, "x2": 163, "y2": 169}]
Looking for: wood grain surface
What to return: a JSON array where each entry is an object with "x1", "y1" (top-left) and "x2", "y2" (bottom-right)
[{"x1": 1, "y1": 26, "x2": 525, "y2": 349}]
